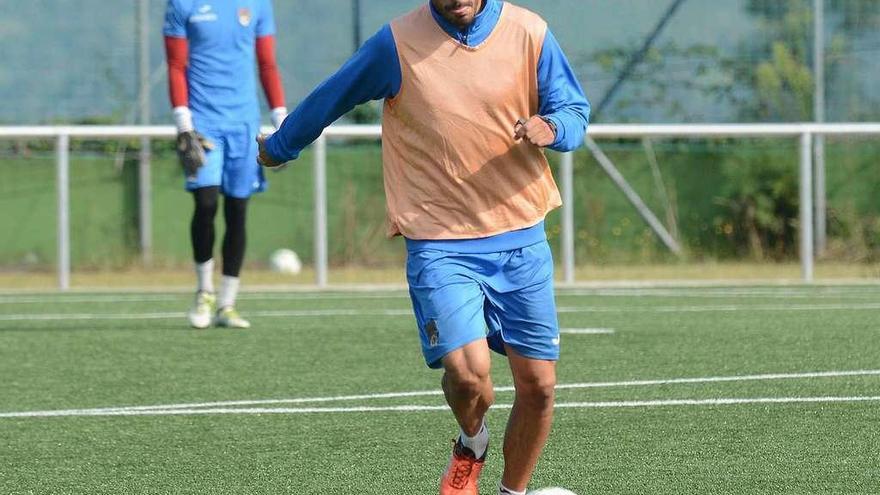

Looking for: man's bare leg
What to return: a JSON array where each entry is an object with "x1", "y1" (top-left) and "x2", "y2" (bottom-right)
[
  {"x1": 441, "y1": 339, "x2": 495, "y2": 436},
  {"x1": 438, "y1": 339, "x2": 495, "y2": 494},
  {"x1": 500, "y1": 345, "x2": 557, "y2": 492}
]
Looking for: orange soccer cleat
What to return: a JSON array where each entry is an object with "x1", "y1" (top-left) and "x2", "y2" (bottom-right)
[{"x1": 439, "y1": 439, "x2": 486, "y2": 495}]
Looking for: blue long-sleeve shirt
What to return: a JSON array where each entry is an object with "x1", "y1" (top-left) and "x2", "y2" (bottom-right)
[{"x1": 265, "y1": 0, "x2": 590, "y2": 163}]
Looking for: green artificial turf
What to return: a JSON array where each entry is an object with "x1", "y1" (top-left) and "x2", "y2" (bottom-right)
[{"x1": 1, "y1": 285, "x2": 878, "y2": 494}]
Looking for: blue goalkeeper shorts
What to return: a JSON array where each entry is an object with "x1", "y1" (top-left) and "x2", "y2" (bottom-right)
[
  {"x1": 185, "y1": 121, "x2": 266, "y2": 198},
  {"x1": 406, "y1": 224, "x2": 560, "y2": 369}
]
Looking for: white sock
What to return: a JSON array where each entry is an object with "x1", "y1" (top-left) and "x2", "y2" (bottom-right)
[
  {"x1": 218, "y1": 275, "x2": 240, "y2": 309},
  {"x1": 498, "y1": 483, "x2": 526, "y2": 495},
  {"x1": 459, "y1": 419, "x2": 489, "y2": 459},
  {"x1": 195, "y1": 259, "x2": 214, "y2": 293}
]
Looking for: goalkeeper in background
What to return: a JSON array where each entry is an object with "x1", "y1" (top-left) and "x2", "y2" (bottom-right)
[
  {"x1": 258, "y1": 0, "x2": 589, "y2": 493},
  {"x1": 163, "y1": 0, "x2": 287, "y2": 328}
]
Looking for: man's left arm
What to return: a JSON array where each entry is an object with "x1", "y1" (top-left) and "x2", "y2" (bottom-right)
[
  {"x1": 256, "y1": 0, "x2": 287, "y2": 128},
  {"x1": 536, "y1": 29, "x2": 590, "y2": 152}
]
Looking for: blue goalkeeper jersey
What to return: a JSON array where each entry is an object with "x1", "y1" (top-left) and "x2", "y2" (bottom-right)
[{"x1": 163, "y1": 0, "x2": 276, "y2": 124}]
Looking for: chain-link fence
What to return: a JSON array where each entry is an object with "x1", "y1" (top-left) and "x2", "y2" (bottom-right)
[
  {"x1": 2, "y1": 1, "x2": 879, "y2": 125},
  {"x1": 1, "y1": 1, "x2": 879, "y2": 283}
]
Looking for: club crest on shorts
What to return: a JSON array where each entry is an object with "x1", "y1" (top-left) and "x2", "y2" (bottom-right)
[
  {"x1": 237, "y1": 8, "x2": 252, "y2": 27},
  {"x1": 425, "y1": 320, "x2": 439, "y2": 347}
]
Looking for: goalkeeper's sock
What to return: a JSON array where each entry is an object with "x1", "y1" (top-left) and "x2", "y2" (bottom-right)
[
  {"x1": 460, "y1": 419, "x2": 489, "y2": 459},
  {"x1": 498, "y1": 483, "x2": 526, "y2": 495},
  {"x1": 218, "y1": 275, "x2": 240, "y2": 309},
  {"x1": 195, "y1": 259, "x2": 215, "y2": 293}
]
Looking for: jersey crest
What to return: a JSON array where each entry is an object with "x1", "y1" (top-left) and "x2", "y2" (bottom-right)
[{"x1": 238, "y1": 8, "x2": 252, "y2": 27}]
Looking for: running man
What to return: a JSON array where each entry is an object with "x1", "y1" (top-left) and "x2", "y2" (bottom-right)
[
  {"x1": 258, "y1": 1, "x2": 589, "y2": 493},
  {"x1": 164, "y1": 0, "x2": 287, "y2": 328}
]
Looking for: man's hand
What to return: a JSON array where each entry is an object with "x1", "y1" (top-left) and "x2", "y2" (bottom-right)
[
  {"x1": 256, "y1": 134, "x2": 287, "y2": 169},
  {"x1": 176, "y1": 130, "x2": 214, "y2": 180},
  {"x1": 514, "y1": 116, "x2": 557, "y2": 147}
]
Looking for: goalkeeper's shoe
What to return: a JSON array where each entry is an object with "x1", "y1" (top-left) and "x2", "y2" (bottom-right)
[
  {"x1": 214, "y1": 306, "x2": 251, "y2": 329},
  {"x1": 439, "y1": 438, "x2": 486, "y2": 495},
  {"x1": 188, "y1": 291, "x2": 216, "y2": 329}
]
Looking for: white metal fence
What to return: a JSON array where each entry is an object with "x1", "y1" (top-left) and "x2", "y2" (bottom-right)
[{"x1": 2, "y1": 123, "x2": 880, "y2": 290}]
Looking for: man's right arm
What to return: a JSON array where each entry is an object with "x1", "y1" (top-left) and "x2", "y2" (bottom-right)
[
  {"x1": 163, "y1": 0, "x2": 214, "y2": 178},
  {"x1": 164, "y1": 36, "x2": 193, "y2": 130},
  {"x1": 163, "y1": 0, "x2": 193, "y2": 130},
  {"x1": 263, "y1": 24, "x2": 401, "y2": 164}
]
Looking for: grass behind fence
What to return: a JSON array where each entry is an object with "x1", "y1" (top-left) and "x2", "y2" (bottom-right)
[{"x1": 1, "y1": 138, "x2": 878, "y2": 271}]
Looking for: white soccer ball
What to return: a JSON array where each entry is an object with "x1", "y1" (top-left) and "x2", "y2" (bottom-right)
[
  {"x1": 528, "y1": 489, "x2": 579, "y2": 495},
  {"x1": 269, "y1": 248, "x2": 302, "y2": 275}
]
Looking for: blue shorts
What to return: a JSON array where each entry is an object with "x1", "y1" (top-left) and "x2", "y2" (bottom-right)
[
  {"x1": 406, "y1": 233, "x2": 559, "y2": 369},
  {"x1": 185, "y1": 121, "x2": 266, "y2": 198}
]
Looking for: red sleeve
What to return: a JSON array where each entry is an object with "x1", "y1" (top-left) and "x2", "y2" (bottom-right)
[
  {"x1": 164, "y1": 36, "x2": 189, "y2": 108},
  {"x1": 256, "y1": 35, "x2": 286, "y2": 108}
]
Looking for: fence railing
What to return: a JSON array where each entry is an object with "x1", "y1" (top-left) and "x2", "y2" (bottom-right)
[{"x1": 2, "y1": 123, "x2": 880, "y2": 290}]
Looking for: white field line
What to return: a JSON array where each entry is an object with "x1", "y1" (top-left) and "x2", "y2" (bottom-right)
[
  {"x1": 3, "y1": 396, "x2": 880, "y2": 418},
  {"x1": 561, "y1": 289, "x2": 880, "y2": 299},
  {"x1": 2, "y1": 279, "x2": 878, "y2": 298},
  {"x1": 561, "y1": 328, "x2": 615, "y2": 335},
  {"x1": 554, "y1": 396, "x2": 880, "y2": 409},
  {"x1": 0, "y1": 293, "x2": 409, "y2": 304},
  {"x1": 557, "y1": 302, "x2": 880, "y2": 313},
  {"x1": 5, "y1": 302, "x2": 880, "y2": 321},
  {"x1": 0, "y1": 284, "x2": 410, "y2": 296},
  {"x1": 4, "y1": 369, "x2": 878, "y2": 418},
  {"x1": 0, "y1": 309, "x2": 413, "y2": 321},
  {"x1": 1, "y1": 287, "x2": 878, "y2": 304}
]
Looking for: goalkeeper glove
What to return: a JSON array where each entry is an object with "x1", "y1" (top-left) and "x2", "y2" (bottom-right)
[
  {"x1": 172, "y1": 107, "x2": 214, "y2": 179},
  {"x1": 177, "y1": 130, "x2": 214, "y2": 180}
]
